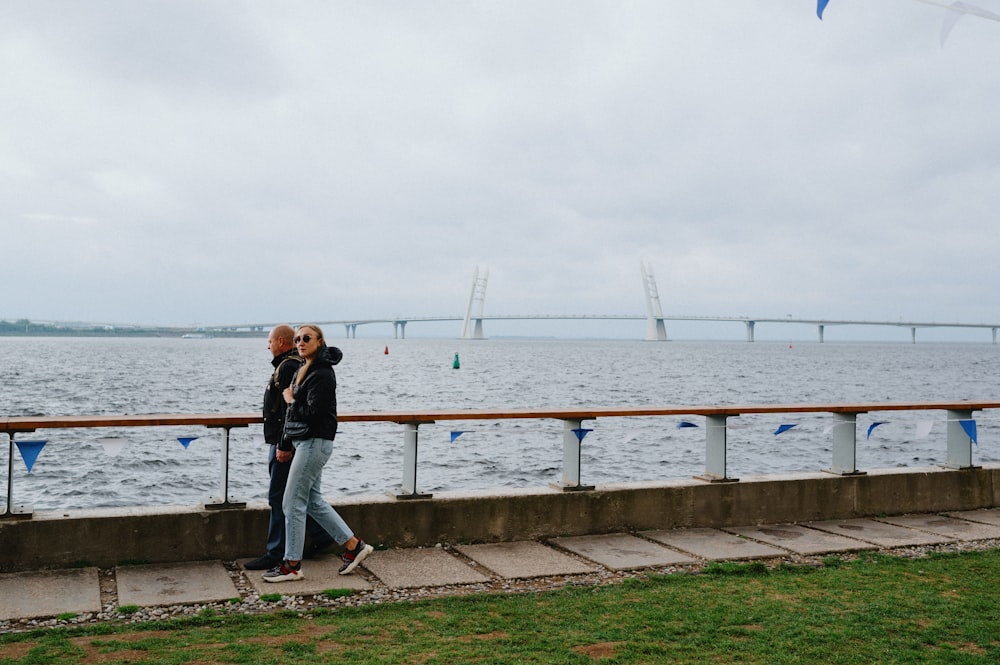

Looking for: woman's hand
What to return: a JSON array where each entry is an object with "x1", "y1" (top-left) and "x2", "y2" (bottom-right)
[
  {"x1": 283, "y1": 386, "x2": 294, "y2": 404},
  {"x1": 276, "y1": 448, "x2": 293, "y2": 463}
]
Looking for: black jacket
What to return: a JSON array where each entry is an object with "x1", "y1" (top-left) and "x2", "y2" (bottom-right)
[
  {"x1": 279, "y1": 345, "x2": 343, "y2": 450},
  {"x1": 263, "y1": 349, "x2": 302, "y2": 445}
]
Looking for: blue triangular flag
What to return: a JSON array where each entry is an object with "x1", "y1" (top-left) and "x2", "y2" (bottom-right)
[
  {"x1": 177, "y1": 436, "x2": 199, "y2": 449},
  {"x1": 15, "y1": 440, "x2": 48, "y2": 473},
  {"x1": 676, "y1": 420, "x2": 699, "y2": 429},
  {"x1": 450, "y1": 431, "x2": 466, "y2": 443},
  {"x1": 817, "y1": 0, "x2": 830, "y2": 19},
  {"x1": 774, "y1": 424, "x2": 798, "y2": 436},
  {"x1": 866, "y1": 421, "x2": 887, "y2": 440},
  {"x1": 959, "y1": 419, "x2": 978, "y2": 446},
  {"x1": 572, "y1": 428, "x2": 593, "y2": 443}
]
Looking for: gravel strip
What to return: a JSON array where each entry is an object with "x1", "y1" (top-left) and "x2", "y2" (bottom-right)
[{"x1": 4, "y1": 538, "x2": 999, "y2": 634}]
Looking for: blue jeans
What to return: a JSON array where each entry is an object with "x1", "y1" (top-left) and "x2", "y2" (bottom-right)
[
  {"x1": 265, "y1": 445, "x2": 332, "y2": 560},
  {"x1": 282, "y1": 437, "x2": 354, "y2": 561}
]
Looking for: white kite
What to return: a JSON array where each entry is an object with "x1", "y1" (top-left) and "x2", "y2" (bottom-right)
[
  {"x1": 917, "y1": 0, "x2": 1000, "y2": 46},
  {"x1": 914, "y1": 0, "x2": 1000, "y2": 45},
  {"x1": 819, "y1": 0, "x2": 1000, "y2": 46}
]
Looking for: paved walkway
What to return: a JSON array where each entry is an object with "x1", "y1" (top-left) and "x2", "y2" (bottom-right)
[{"x1": 4, "y1": 509, "x2": 1000, "y2": 626}]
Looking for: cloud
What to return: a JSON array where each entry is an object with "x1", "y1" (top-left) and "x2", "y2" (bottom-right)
[{"x1": 1, "y1": 1, "x2": 999, "y2": 336}]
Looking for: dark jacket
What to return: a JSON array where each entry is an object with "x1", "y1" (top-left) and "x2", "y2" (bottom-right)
[
  {"x1": 263, "y1": 349, "x2": 303, "y2": 445},
  {"x1": 279, "y1": 345, "x2": 343, "y2": 450}
]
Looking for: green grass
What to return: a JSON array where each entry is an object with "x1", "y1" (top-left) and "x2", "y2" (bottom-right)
[
  {"x1": 2, "y1": 549, "x2": 999, "y2": 664},
  {"x1": 320, "y1": 589, "x2": 353, "y2": 600}
]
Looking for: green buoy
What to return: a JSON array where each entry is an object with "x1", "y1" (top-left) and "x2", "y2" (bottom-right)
[{"x1": 452, "y1": 352, "x2": 460, "y2": 369}]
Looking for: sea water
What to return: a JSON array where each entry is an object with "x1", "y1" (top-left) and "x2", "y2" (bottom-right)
[{"x1": 1, "y1": 336, "x2": 998, "y2": 511}]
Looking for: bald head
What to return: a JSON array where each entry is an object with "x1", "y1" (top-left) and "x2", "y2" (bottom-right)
[{"x1": 268, "y1": 324, "x2": 296, "y2": 358}]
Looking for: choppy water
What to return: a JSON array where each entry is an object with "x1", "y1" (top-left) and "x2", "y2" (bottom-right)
[{"x1": 2, "y1": 336, "x2": 998, "y2": 511}]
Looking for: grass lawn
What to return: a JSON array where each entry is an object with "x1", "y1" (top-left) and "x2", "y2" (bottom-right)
[{"x1": 1, "y1": 549, "x2": 998, "y2": 664}]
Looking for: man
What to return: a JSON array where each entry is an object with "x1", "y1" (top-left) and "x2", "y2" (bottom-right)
[{"x1": 245, "y1": 324, "x2": 335, "y2": 570}]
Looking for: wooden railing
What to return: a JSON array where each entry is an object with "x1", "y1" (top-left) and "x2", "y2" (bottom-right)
[{"x1": 3, "y1": 400, "x2": 998, "y2": 518}]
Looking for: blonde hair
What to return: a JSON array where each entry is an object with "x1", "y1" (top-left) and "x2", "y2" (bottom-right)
[{"x1": 294, "y1": 324, "x2": 325, "y2": 385}]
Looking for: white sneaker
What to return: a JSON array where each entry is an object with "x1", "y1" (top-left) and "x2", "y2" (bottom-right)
[
  {"x1": 262, "y1": 561, "x2": 304, "y2": 582},
  {"x1": 339, "y1": 540, "x2": 374, "y2": 575}
]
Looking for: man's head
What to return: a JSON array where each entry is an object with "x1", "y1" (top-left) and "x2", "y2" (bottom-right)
[{"x1": 268, "y1": 324, "x2": 296, "y2": 358}]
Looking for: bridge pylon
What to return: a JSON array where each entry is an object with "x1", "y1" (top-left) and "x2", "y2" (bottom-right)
[
  {"x1": 461, "y1": 266, "x2": 489, "y2": 339},
  {"x1": 641, "y1": 261, "x2": 668, "y2": 341}
]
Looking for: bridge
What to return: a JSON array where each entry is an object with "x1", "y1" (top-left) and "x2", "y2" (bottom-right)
[
  {"x1": 23, "y1": 264, "x2": 992, "y2": 342},
  {"x1": 277, "y1": 264, "x2": 1000, "y2": 343},
  {"x1": 296, "y1": 313, "x2": 1000, "y2": 344}
]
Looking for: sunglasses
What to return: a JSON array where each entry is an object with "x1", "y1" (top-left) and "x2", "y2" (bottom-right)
[{"x1": 293, "y1": 334, "x2": 317, "y2": 344}]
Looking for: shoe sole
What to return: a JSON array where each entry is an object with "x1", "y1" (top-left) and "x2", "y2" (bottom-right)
[
  {"x1": 263, "y1": 572, "x2": 304, "y2": 582},
  {"x1": 339, "y1": 544, "x2": 374, "y2": 575}
]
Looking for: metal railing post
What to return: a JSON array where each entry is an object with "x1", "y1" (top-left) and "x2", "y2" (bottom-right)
[
  {"x1": 2, "y1": 432, "x2": 33, "y2": 519},
  {"x1": 395, "y1": 423, "x2": 432, "y2": 499},
  {"x1": 827, "y1": 412, "x2": 865, "y2": 475},
  {"x1": 944, "y1": 409, "x2": 977, "y2": 469},
  {"x1": 696, "y1": 414, "x2": 738, "y2": 482},
  {"x1": 551, "y1": 419, "x2": 595, "y2": 491},
  {"x1": 3, "y1": 433, "x2": 11, "y2": 518},
  {"x1": 205, "y1": 426, "x2": 246, "y2": 510}
]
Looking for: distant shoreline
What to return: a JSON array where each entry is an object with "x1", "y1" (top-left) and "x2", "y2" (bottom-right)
[{"x1": 0, "y1": 326, "x2": 265, "y2": 339}]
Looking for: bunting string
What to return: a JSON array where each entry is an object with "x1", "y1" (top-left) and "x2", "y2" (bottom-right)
[
  {"x1": 431, "y1": 416, "x2": 992, "y2": 445},
  {"x1": 6, "y1": 431, "x2": 234, "y2": 475},
  {"x1": 4, "y1": 416, "x2": 991, "y2": 480}
]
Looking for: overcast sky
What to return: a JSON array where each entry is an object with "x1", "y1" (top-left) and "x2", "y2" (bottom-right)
[{"x1": 2, "y1": 1, "x2": 999, "y2": 340}]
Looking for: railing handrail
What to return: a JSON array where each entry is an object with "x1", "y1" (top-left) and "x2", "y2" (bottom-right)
[
  {"x1": 3, "y1": 400, "x2": 995, "y2": 516},
  {"x1": 4, "y1": 400, "x2": 1000, "y2": 432}
]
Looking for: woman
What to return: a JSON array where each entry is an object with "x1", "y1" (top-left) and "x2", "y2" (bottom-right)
[{"x1": 263, "y1": 324, "x2": 374, "y2": 582}]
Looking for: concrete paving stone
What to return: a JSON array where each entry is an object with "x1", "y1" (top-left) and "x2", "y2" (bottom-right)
[
  {"x1": 0, "y1": 567, "x2": 101, "y2": 621},
  {"x1": 116, "y1": 561, "x2": 239, "y2": 608},
  {"x1": 945, "y1": 507, "x2": 1000, "y2": 528},
  {"x1": 806, "y1": 518, "x2": 954, "y2": 547},
  {"x1": 644, "y1": 527, "x2": 789, "y2": 561},
  {"x1": 722, "y1": 524, "x2": 878, "y2": 555},
  {"x1": 361, "y1": 548, "x2": 489, "y2": 589},
  {"x1": 550, "y1": 533, "x2": 697, "y2": 570},
  {"x1": 241, "y1": 557, "x2": 371, "y2": 597},
  {"x1": 878, "y1": 514, "x2": 1000, "y2": 541},
  {"x1": 455, "y1": 541, "x2": 596, "y2": 579}
]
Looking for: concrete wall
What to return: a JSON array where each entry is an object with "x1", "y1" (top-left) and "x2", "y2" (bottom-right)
[{"x1": 2, "y1": 464, "x2": 998, "y2": 572}]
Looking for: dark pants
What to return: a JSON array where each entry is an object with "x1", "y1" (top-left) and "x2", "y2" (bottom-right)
[{"x1": 266, "y1": 444, "x2": 332, "y2": 559}]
